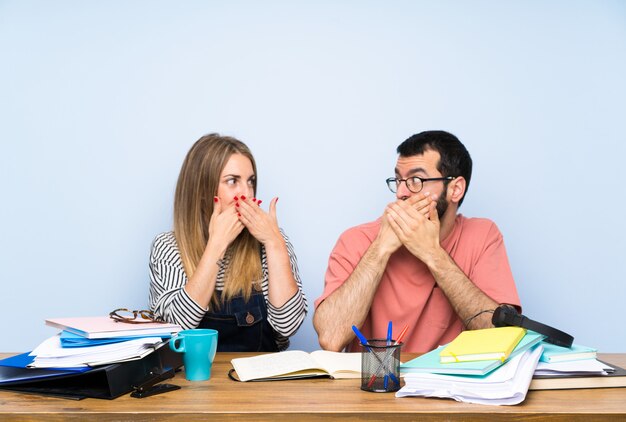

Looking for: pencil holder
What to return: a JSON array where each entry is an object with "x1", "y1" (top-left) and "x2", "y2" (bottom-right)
[{"x1": 360, "y1": 339, "x2": 402, "y2": 392}]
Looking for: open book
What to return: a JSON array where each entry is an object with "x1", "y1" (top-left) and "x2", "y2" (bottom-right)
[{"x1": 230, "y1": 350, "x2": 361, "y2": 381}]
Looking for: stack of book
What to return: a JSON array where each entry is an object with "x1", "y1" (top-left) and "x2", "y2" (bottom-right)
[
  {"x1": 530, "y1": 341, "x2": 626, "y2": 390},
  {"x1": 25, "y1": 316, "x2": 182, "y2": 368},
  {"x1": 398, "y1": 327, "x2": 545, "y2": 405},
  {"x1": 399, "y1": 329, "x2": 626, "y2": 404},
  {"x1": 0, "y1": 315, "x2": 183, "y2": 399}
]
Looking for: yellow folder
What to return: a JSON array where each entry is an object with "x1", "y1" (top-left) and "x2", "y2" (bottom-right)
[{"x1": 440, "y1": 327, "x2": 526, "y2": 363}]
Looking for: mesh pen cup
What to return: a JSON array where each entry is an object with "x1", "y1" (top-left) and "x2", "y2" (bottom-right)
[{"x1": 360, "y1": 339, "x2": 402, "y2": 392}]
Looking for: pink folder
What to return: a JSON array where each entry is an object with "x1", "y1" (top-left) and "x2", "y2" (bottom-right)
[{"x1": 45, "y1": 316, "x2": 181, "y2": 339}]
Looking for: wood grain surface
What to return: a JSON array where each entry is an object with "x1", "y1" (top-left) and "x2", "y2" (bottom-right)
[{"x1": 1, "y1": 352, "x2": 625, "y2": 421}]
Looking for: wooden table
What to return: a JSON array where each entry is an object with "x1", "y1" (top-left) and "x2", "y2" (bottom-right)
[{"x1": 1, "y1": 352, "x2": 625, "y2": 421}]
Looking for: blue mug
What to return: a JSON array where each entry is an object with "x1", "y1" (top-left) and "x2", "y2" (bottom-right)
[{"x1": 170, "y1": 329, "x2": 218, "y2": 381}]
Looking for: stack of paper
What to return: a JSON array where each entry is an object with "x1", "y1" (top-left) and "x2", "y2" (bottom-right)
[
  {"x1": 524, "y1": 340, "x2": 626, "y2": 390},
  {"x1": 396, "y1": 345, "x2": 543, "y2": 405},
  {"x1": 398, "y1": 329, "x2": 546, "y2": 405},
  {"x1": 28, "y1": 334, "x2": 164, "y2": 368},
  {"x1": 23, "y1": 315, "x2": 181, "y2": 368},
  {"x1": 530, "y1": 358, "x2": 626, "y2": 390},
  {"x1": 535, "y1": 358, "x2": 611, "y2": 377}
]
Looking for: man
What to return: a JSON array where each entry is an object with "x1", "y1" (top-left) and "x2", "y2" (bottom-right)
[{"x1": 313, "y1": 130, "x2": 521, "y2": 353}]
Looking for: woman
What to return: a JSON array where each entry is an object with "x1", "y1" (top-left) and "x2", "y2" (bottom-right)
[{"x1": 149, "y1": 133, "x2": 307, "y2": 351}]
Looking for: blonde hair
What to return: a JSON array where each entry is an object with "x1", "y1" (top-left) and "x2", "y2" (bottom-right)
[{"x1": 173, "y1": 133, "x2": 262, "y2": 305}]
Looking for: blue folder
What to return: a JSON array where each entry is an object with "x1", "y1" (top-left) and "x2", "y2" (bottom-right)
[
  {"x1": 60, "y1": 330, "x2": 170, "y2": 348},
  {"x1": 0, "y1": 352, "x2": 89, "y2": 373}
]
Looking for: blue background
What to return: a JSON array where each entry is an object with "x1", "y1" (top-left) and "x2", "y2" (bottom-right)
[{"x1": 1, "y1": 1, "x2": 625, "y2": 352}]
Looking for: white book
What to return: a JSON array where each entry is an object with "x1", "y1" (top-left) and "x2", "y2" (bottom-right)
[{"x1": 534, "y1": 358, "x2": 612, "y2": 376}]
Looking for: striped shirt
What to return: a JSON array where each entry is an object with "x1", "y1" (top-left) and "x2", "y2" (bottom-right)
[{"x1": 148, "y1": 231, "x2": 308, "y2": 351}]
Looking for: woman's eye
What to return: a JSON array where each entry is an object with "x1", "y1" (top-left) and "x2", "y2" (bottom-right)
[
  {"x1": 225, "y1": 178, "x2": 236, "y2": 186},
  {"x1": 247, "y1": 178, "x2": 255, "y2": 187}
]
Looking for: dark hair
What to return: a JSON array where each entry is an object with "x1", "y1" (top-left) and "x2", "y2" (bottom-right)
[{"x1": 397, "y1": 130, "x2": 472, "y2": 207}]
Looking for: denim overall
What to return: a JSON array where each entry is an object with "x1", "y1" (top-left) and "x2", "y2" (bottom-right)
[{"x1": 199, "y1": 288, "x2": 278, "y2": 352}]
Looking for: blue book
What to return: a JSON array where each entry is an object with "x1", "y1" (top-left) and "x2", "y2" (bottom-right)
[
  {"x1": 401, "y1": 330, "x2": 545, "y2": 376},
  {"x1": 539, "y1": 342, "x2": 597, "y2": 363}
]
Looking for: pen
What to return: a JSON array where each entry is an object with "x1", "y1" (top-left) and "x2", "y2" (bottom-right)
[
  {"x1": 384, "y1": 321, "x2": 392, "y2": 389},
  {"x1": 353, "y1": 325, "x2": 399, "y2": 387},
  {"x1": 388, "y1": 324, "x2": 409, "y2": 385},
  {"x1": 394, "y1": 324, "x2": 409, "y2": 346},
  {"x1": 351, "y1": 325, "x2": 370, "y2": 347}
]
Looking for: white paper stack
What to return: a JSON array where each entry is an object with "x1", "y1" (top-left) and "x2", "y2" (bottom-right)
[
  {"x1": 27, "y1": 334, "x2": 163, "y2": 368},
  {"x1": 534, "y1": 358, "x2": 613, "y2": 376},
  {"x1": 396, "y1": 345, "x2": 543, "y2": 405}
]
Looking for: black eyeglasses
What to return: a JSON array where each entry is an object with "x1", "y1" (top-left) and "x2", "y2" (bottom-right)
[
  {"x1": 109, "y1": 308, "x2": 165, "y2": 324},
  {"x1": 386, "y1": 176, "x2": 456, "y2": 194}
]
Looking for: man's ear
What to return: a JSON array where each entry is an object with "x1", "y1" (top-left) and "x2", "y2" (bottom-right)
[{"x1": 447, "y1": 177, "x2": 467, "y2": 205}]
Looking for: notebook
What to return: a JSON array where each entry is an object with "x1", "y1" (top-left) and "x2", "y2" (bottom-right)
[{"x1": 439, "y1": 327, "x2": 526, "y2": 363}]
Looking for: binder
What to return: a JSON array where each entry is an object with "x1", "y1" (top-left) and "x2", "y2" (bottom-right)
[{"x1": 0, "y1": 341, "x2": 183, "y2": 400}]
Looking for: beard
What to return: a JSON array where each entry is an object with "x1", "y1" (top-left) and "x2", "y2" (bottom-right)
[
  {"x1": 401, "y1": 194, "x2": 449, "y2": 219},
  {"x1": 436, "y1": 194, "x2": 449, "y2": 219}
]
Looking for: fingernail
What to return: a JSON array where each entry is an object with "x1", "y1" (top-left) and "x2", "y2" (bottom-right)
[
  {"x1": 276, "y1": 197, "x2": 279, "y2": 203},
  {"x1": 213, "y1": 197, "x2": 219, "y2": 203},
  {"x1": 252, "y1": 198, "x2": 257, "y2": 202},
  {"x1": 235, "y1": 202, "x2": 239, "y2": 207},
  {"x1": 241, "y1": 195, "x2": 246, "y2": 200},
  {"x1": 237, "y1": 212, "x2": 241, "y2": 217},
  {"x1": 234, "y1": 196, "x2": 238, "y2": 201},
  {"x1": 258, "y1": 200, "x2": 263, "y2": 205}
]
